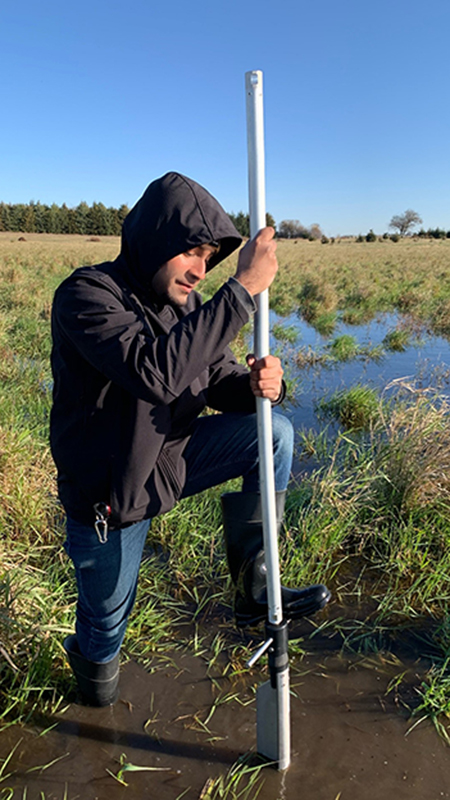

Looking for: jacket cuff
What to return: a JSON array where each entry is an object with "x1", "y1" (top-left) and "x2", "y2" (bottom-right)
[
  {"x1": 271, "y1": 379, "x2": 286, "y2": 406},
  {"x1": 227, "y1": 277, "x2": 256, "y2": 315}
]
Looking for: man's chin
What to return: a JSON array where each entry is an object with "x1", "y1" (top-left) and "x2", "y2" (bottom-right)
[{"x1": 167, "y1": 290, "x2": 189, "y2": 308}]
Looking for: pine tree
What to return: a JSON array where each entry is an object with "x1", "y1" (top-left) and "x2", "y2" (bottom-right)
[
  {"x1": 34, "y1": 202, "x2": 49, "y2": 233},
  {"x1": 75, "y1": 202, "x2": 90, "y2": 235},
  {"x1": 47, "y1": 203, "x2": 62, "y2": 233}
]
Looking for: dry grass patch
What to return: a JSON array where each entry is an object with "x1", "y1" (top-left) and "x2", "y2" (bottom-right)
[
  {"x1": 0, "y1": 427, "x2": 59, "y2": 544},
  {"x1": 373, "y1": 382, "x2": 450, "y2": 514}
]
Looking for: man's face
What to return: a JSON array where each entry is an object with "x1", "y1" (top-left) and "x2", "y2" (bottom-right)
[{"x1": 151, "y1": 244, "x2": 217, "y2": 307}]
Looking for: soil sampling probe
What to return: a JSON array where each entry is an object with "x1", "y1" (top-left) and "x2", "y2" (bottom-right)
[{"x1": 245, "y1": 69, "x2": 291, "y2": 771}]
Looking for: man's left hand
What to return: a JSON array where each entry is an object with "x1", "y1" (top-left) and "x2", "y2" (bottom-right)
[{"x1": 246, "y1": 354, "x2": 283, "y2": 402}]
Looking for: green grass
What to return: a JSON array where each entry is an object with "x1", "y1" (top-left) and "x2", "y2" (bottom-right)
[
  {"x1": 296, "y1": 339, "x2": 384, "y2": 369},
  {"x1": 199, "y1": 757, "x2": 266, "y2": 799},
  {"x1": 271, "y1": 323, "x2": 298, "y2": 344},
  {"x1": 316, "y1": 384, "x2": 381, "y2": 429},
  {"x1": 326, "y1": 334, "x2": 360, "y2": 361},
  {"x1": 382, "y1": 328, "x2": 412, "y2": 352}
]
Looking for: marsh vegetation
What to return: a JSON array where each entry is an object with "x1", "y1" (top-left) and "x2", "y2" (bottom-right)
[{"x1": 1, "y1": 232, "x2": 450, "y2": 795}]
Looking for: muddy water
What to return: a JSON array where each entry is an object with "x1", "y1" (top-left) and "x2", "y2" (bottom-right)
[{"x1": 2, "y1": 624, "x2": 450, "y2": 800}]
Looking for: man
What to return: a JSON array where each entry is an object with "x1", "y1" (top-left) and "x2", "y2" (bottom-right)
[{"x1": 51, "y1": 172, "x2": 330, "y2": 706}]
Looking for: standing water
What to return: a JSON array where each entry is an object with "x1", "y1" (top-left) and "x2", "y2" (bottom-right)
[{"x1": 269, "y1": 311, "x2": 450, "y2": 460}]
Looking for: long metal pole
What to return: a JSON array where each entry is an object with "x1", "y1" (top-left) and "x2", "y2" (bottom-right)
[{"x1": 245, "y1": 69, "x2": 291, "y2": 771}]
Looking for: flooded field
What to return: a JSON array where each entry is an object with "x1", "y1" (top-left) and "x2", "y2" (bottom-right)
[
  {"x1": 2, "y1": 236, "x2": 450, "y2": 799},
  {"x1": 2, "y1": 617, "x2": 450, "y2": 800},
  {"x1": 2, "y1": 312, "x2": 450, "y2": 799},
  {"x1": 271, "y1": 310, "x2": 450, "y2": 435}
]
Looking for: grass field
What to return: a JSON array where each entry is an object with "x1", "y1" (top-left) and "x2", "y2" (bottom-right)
[{"x1": 2, "y1": 232, "x2": 450, "y2": 790}]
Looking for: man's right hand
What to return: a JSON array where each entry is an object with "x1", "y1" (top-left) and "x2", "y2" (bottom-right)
[{"x1": 234, "y1": 227, "x2": 278, "y2": 296}]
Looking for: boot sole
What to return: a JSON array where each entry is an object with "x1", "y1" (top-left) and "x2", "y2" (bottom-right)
[{"x1": 235, "y1": 588, "x2": 331, "y2": 628}]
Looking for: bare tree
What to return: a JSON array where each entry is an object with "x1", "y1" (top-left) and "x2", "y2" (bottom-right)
[
  {"x1": 389, "y1": 209, "x2": 422, "y2": 236},
  {"x1": 278, "y1": 219, "x2": 305, "y2": 239},
  {"x1": 278, "y1": 219, "x2": 322, "y2": 239},
  {"x1": 309, "y1": 223, "x2": 323, "y2": 240}
]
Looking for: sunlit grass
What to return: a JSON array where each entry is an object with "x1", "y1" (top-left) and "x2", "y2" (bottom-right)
[
  {"x1": 271, "y1": 323, "x2": 298, "y2": 344},
  {"x1": 316, "y1": 384, "x2": 380, "y2": 429},
  {"x1": 198, "y1": 756, "x2": 265, "y2": 799},
  {"x1": 327, "y1": 334, "x2": 359, "y2": 361},
  {"x1": 382, "y1": 328, "x2": 412, "y2": 352}
]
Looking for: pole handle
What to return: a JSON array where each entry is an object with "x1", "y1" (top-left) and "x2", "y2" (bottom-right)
[{"x1": 246, "y1": 637, "x2": 274, "y2": 669}]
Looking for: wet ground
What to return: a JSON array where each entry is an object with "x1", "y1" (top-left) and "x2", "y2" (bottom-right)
[{"x1": 2, "y1": 621, "x2": 450, "y2": 800}]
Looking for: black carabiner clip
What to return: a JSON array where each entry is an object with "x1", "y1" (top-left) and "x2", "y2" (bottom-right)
[{"x1": 93, "y1": 502, "x2": 111, "y2": 545}]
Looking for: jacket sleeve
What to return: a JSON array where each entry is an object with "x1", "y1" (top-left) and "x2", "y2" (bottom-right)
[
  {"x1": 207, "y1": 347, "x2": 256, "y2": 413},
  {"x1": 205, "y1": 278, "x2": 287, "y2": 412},
  {"x1": 53, "y1": 273, "x2": 252, "y2": 404}
]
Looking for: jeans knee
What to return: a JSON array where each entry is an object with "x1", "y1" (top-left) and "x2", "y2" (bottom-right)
[
  {"x1": 272, "y1": 412, "x2": 294, "y2": 459},
  {"x1": 272, "y1": 413, "x2": 294, "y2": 491}
]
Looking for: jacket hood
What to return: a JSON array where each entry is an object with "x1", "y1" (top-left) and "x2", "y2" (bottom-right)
[{"x1": 120, "y1": 172, "x2": 242, "y2": 281}]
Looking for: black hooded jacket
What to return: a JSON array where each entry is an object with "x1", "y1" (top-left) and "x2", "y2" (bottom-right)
[{"x1": 50, "y1": 172, "x2": 259, "y2": 527}]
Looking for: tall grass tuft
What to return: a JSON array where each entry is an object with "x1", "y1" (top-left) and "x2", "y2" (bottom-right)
[
  {"x1": 382, "y1": 328, "x2": 412, "y2": 352},
  {"x1": 327, "y1": 334, "x2": 359, "y2": 361},
  {"x1": 271, "y1": 323, "x2": 299, "y2": 344},
  {"x1": 368, "y1": 383, "x2": 450, "y2": 515},
  {"x1": 317, "y1": 384, "x2": 380, "y2": 429}
]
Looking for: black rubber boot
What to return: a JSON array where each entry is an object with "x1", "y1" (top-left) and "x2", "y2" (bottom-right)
[
  {"x1": 221, "y1": 491, "x2": 331, "y2": 627},
  {"x1": 63, "y1": 635, "x2": 120, "y2": 707}
]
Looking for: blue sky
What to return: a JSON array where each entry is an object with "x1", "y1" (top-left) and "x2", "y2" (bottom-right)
[{"x1": 1, "y1": 0, "x2": 449, "y2": 235}]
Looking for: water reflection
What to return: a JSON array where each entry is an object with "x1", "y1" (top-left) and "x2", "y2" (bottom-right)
[{"x1": 270, "y1": 311, "x2": 450, "y2": 439}]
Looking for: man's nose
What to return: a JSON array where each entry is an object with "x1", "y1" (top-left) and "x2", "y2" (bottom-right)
[{"x1": 188, "y1": 256, "x2": 208, "y2": 280}]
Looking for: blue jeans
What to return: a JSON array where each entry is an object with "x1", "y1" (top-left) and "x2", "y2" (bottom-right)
[{"x1": 65, "y1": 411, "x2": 293, "y2": 663}]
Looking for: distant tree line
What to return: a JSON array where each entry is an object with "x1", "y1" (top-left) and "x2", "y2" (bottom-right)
[
  {"x1": 387, "y1": 209, "x2": 450, "y2": 239},
  {"x1": 228, "y1": 211, "x2": 277, "y2": 237},
  {"x1": 353, "y1": 211, "x2": 450, "y2": 243},
  {"x1": 0, "y1": 201, "x2": 130, "y2": 236},
  {"x1": 228, "y1": 212, "x2": 324, "y2": 240},
  {"x1": 4, "y1": 200, "x2": 449, "y2": 245},
  {"x1": 416, "y1": 227, "x2": 450, "y2": 239},
  {"x1": 2, "y1": 203, "x2": 280, "y2": 239},
  {"x1": 277, "y1": 219, "x2": 323, "y2": 240},
  {"x1": 357, "y1": 228, "x2": 450, "y2": 243},
  {"x1": 1, "y1": 202, "x2": 333, "y2": 243}
]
